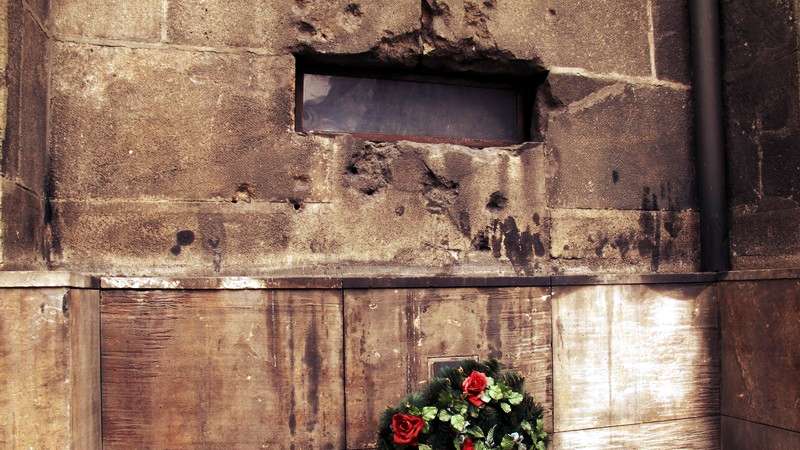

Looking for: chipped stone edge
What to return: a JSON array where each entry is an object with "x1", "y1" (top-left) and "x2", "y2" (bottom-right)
[{"x1": 0, "y1": 271, "x2": 99, "y2": 288}]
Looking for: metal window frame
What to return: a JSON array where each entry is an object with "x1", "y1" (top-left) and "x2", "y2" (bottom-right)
[{"x1": 295, "y1": 61, "x2": 541, "y2": 148}]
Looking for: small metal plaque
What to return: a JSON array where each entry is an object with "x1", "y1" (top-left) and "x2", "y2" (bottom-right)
[{"x1": 428, "y1": 355, "x2": 479, "y2": 379}]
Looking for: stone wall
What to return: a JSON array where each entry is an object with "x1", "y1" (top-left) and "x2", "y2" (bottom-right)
[
  {"x1": 0, "y1": 0, "x2": 48, "y2": 270},
  {"x1": 38, "y1": 0, "x2": 698, "y2": 276},
  {"x1": 722, "y1": 0, "x2": 800, "y2": 270}
]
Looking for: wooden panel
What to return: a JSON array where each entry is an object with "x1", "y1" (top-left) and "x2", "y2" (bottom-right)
[
  {"x1": 722, "y1": 415, "x2": 800, "y2": 450},
  {"x1": 344, "y1": 287, "x2": 552, "y2": 449},
  {"x1": 101, "y1": 289, "x2": 343, "y2": 449},
  {"x1": 552, "y1": 416, "x2": 719, "y2": 449},
  {"x1": 553, "y1": 284, "x2": 719, "y2": 432},
  {"x1": 720, "y1": 279, "x2": 800, "y2": 431},
  {"x1": 0, "y1": 288, "x2": 100, "y2": 449}
]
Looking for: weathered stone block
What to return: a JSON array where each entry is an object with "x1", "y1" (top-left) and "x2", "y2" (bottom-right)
[
  {"x1": 344, "y1": 287, "x2": 552, "y2": 448},
  {"x1": 720, "y1": 280, "x2": 800, "y2": 432},
  {"x1": 51, "y1": 134, "x2": 551, "y2": 275},
  {"x1": 485, "y1": 0, "x2": 652, "y2": 75},
  {"x1": 0, "y1": 287, "x2": 100, "y2": 449},
  {"x1": 50, "y1": 43, "x2": 320, "y2": 202},
  {"x1": 550, "y1": 209, "x2": 699, "y2": 273},
  {"x1": 19, "y1": 11, "x2": 48, "y2": 194},
  {"x1": 547, "y1": 80, "x2": 695, "y2": 211},
  {"x1": 1, "y1": 179, "x2": 45, "y2": 270},
  {"x1": 50, "y1": 0, "x2": 162, "y2": 41},
  {"x1": 3, "y1": 5, "x2": 48, "y2": 193},
  {"x1": 167, "y1": 0, "x2": 420, "y2": 55},
  {"x1": 651, "y1": 0, "x2": 691, "y2": 83},
  {"x1": 101, "y1": 289, "x2": 344, "y2": 449},
  {"x1": 552, "y1": 284, "x2": 719, "y2": 432},
  {"x1": 730, "y1": 206, "x2": 800, "y2": 270},
  {"x1": 722, "y1": 0, "x2": 800, "y2": 207}
]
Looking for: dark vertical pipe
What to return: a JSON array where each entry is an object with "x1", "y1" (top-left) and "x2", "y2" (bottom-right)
[{"x1": 689, "y1": 0, "x2": 730, "y2": 272}]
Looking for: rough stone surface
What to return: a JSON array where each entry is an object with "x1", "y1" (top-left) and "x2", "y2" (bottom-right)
[
  {"x1": 550, "y1": 209, "x2": 699, "y2": 273},
  {"x1": 722, "y1": 0, "x2": 800, "y2": 269},
  {"x1": 50, "y1": 0, "x2": 162, "y2": 41},
  {"x1": 482, "y1": 0, "x2": 652, "y2": 75},
  {"x1": 651, "y1": 0, "x2": 691, "y2": 83},
  {"x1": 50, "y1": 139, "x2": 551, "y2": 275},
  {"x1": 1, "y1": 179, "x2": 46, "y2": 270},
  {"x1": 167, "y1": 0, "x2": 421, "y2": 55},
  {"x1": 546, "y1": 79, "x2": 695, "y2": 211},
  {"x1": 720, "y1": 280, "x2": 800, "y2": 432},
  {"x1": 50, "y1": 44, "x2": 309, "y2": 201},
  {"x1": 730, "y1": 206, "x2": 800, "y2": 270}
]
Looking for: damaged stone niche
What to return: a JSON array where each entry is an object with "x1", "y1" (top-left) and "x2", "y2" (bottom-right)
[{"x1": 43, "y1": 0, "x2": 699, "y2": 276}]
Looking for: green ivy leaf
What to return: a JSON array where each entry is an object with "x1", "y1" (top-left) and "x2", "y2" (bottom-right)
[
  {"x1": 520, "y1": 420, "x2": 532, "y2": 433},
  {"x1": 507, "y1": 391, "x2": 524, "y2": 405},
  {"x1": 480, "y1": 392, "x2": 492, "y2": 403},
  {"x1": 535, "y1": 441, "x2": 545, "y2": 450},
  {"x1": 450, "y1": 414, "x2": 466, "y2": 432},
  {"x1": 419, "y1": 445, "x2": 432, "y2": 450},
  {"x1": 438, "y1": 409, "x2": 451, "y2": 422},
  {"x1": 475, "y1": 441, "x2": 488, "y2": 450},
  {"x1": 465, "y1": 425, "x2": 485, "y2": 439},
  {"x1": 486, "y1": 424, "x2": 497, "y2": 447},
  {"x1": 500, "y1": 402, "x2": 512, "y2": 413},
  {"x1": 536, "y1": 418, "x2": 544, "y2": 432},
  {"x1": 500, "y1": 435, "x2": 515, "y2": 450},
  {"x1": 486, "y1": 376, "x2": 495, "y2": 386},
  {"x1": 488, "y1": 384, "x2": 504, "y2": 400},
  {"x1": 421, "y1": 406, "x2": 438, "y2": 421}
]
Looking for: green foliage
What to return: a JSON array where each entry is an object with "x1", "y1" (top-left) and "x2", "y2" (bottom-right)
[{"x1": 377, "y1": 359, "x2": 547, "y2": 450}]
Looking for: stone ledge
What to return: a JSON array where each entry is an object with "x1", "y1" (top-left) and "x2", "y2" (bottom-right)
[
  {"x1": 0, "y1": 271, "x2": 98, "y2": 288},
  {"x1": 2, "y1": 268, "x2": 799, "y2": 290}
]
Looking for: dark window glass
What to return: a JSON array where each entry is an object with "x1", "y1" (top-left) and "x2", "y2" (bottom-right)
[{"x1": 298, "y1": 72, "x2": 527, "y2": 147}]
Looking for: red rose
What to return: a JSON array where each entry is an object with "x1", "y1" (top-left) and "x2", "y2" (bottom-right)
[
  {"x1": 391, "y1": 413, "x2": 425, "y2": 445},
  {"x1": 463, "y1": 438, "x2": 475, "y2": 450},
  {"x1": 462, "y1": 370, "x2": 489, "y2": 407}
]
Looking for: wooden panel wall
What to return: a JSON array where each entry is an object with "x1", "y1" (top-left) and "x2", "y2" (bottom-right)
[
  {"x1": 0, "y1": 288, "x2": 100, "y2": 449},
  {"x1": 552, "y1": 284, "x2": 720, "y2": 449},
  {"x1": 720, "y1": 279, "x2": 800, "y2": 448},
  {"x1": 98, "y1": 283, "x2": 726, "y2": 449},
  {"x1": 100, "y1": 289, "x2": 344, "y2": 449},
  {"x1": 343, "y1": 287, "x2": 553, "y2": 449}
]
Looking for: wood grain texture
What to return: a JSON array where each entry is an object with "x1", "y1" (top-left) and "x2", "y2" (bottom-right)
[
  {"x1": 722, "y1": 415, "x2": 800, "y2": 450},
  {"x1": 0, "y1": 288, "x2": 100, "y2": 449},
  {"x1": 720, "y1": 279, "x2": 800, "y2": 432},
  {"x1": 100, "y1": 289, "x2": 344, "y2": 449},
  {"x1": 551, "y1": 416, "x2": 720, "y2": 449},
  {"x1": 553, "y1": 284, "x2": 719, "y2": 432},
  {"x1": 344, "y1": 287, "x2": 552, "y2": 449}
]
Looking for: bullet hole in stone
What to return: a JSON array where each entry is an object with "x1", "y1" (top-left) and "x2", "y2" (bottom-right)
[
  {"x1": 344, "y1": 3, "x2": 363, "y2": 16},
  {"x1": 612, "y1": 170, "x2": 620, "y2": 184},
  {"x1": 297, "y1": 21, "x2": 317, "y2": 35},
  {"x1": 171, "y1": 230, "x2": 196, "y2": 256},
  {"x1": 395, "y1": 206, "x2": 405, "y2": 216},
  {"x1": 231, "y1": 183, "x2": 255, "y2": 203},
  {"x1": 346, "y1": 164, "x2": 359, "y2": 175},
  {"x1": 472, "y1": 232, "x2": 491, "y2": 251},
  {"x1": 176, "y1": 230, "x2": 195, "y2": 246},
  {"x1": 486, "y1": 191, "x2": 508, "y2": 212},
  {"x1": 548, "y1": 8, "x2": 557, "y2": 16},
  {"x1": 533, "y1": 212, "x2": 541, "y2": 226},
  {"x1": 40, "y1": 303, "x2": 45, "y2": 314},
  {"x1": 289, "y1": 198, "x2": 304, "y2": 211}
]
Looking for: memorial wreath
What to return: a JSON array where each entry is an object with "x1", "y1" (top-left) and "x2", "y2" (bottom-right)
[{"x1": 377, "y1": 359, "x2": 548, "y2": 450}]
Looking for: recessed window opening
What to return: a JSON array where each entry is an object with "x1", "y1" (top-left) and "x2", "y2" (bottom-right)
[{"x1": 296, "y1": 63, "x2": 541, "y2": 148}]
